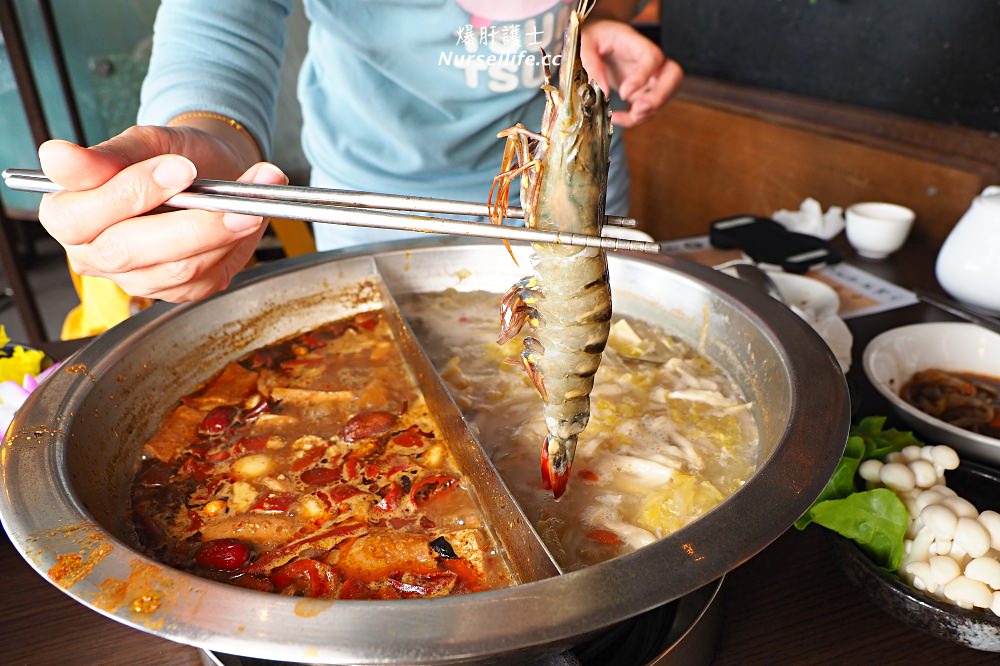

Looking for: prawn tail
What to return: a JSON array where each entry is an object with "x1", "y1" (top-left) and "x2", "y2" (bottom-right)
[{"x1": 541, "y1": 434, "x2": 576, "y2": 499}]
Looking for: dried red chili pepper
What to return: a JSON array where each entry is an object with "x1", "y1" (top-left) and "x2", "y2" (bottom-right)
[
  {"x1": 389, "y1": 426, "x2": 431, "y2": 448},
  {"x1": 327, "y1": 485, "x2": 365, "y2": 504},
  {"x1": 198, "y1": 406, "x2": 238, "y2": 436},
  {"x1": 586, "y1": 529, "x2": 623, "y2": 546},
  {"x1": 341, "y1": 411, "x2": 396, "y2": 442},
  {"x1": 409, "y1": 476, "x2": 458, "y2": 507},
  {"x1": 372, "y1": 482, "x2": 403, "y2": 515},
  {"x1": 271, "y1": 558, "x2": 339, "y2": 598},
  {"x1": 386, "y1": 571, "x2": 457, "y2": 598},
  {"x1": 354, "y1": 311, "x2": 379, "y2": 331},
  {"x1": 251, "y1": 492, "x2": 295, "y2": 514},
  {"x1": 341, "y1": 458, "x2": 360, "y2": 480},
  {"x1": 290, "y1": 447, "x2": 326, "y2": 472},
  {"x1": 300, "y1": 467, "x2": 340, "y2": 486},
  {"x1": 196, "y1": 539, "x2": 251, "y2": 571},
  {"x1": 233, "y1": 436, "x2": 268, "y2": 455}
]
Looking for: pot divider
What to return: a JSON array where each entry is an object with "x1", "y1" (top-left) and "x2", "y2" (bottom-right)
[{"x1": 373, "y1": 271, "x2": 563, "y2": 583}]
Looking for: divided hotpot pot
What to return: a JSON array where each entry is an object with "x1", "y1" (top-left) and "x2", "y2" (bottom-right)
[{"x1": 0, "y1": 240, "x2": 850, "y2": 664}]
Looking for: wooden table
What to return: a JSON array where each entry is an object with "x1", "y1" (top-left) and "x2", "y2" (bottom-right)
[{"x1": 3, "y1": 242, "x2": 998, "y2": 665}]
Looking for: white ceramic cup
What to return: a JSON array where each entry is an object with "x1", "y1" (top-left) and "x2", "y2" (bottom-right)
[{"x1": 845, "y1": 202, "x2": 916, "y2": 259}]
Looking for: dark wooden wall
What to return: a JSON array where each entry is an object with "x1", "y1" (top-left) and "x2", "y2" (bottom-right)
[
  {"x1": 659, "y1": 0, "x2": 1000, "y2": 132},
  {"x1": 623, "y1": 77, "x2": 1000, "y2": 248}
]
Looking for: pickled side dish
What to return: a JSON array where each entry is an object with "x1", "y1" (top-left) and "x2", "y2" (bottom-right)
[
  {"x1": 401, "y1": 289, "x2": 760, "y2": 571},
  {"x1": 900, "y1": 368, "x2": 1000, "y2": 439},
  {"x1": 129, "y1": 310, "x2": 513, "y2": 599}
]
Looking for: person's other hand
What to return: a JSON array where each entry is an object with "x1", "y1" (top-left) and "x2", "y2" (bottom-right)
[
  {"x1": 37, "y1": 125, "x2": 287, "y2": 302},
  {"x1": 581, "y1": 20, "x2": 683, "y2": 128}
]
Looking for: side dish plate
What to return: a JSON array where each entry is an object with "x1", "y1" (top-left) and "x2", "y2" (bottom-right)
[{"x1": 863, "y1": 322, "x2": 1000, "y2": 465}]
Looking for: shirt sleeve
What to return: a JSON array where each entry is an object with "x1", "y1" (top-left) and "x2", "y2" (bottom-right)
[{"x1": 137, "y1": 0, "x2": 292, "y2": 158}]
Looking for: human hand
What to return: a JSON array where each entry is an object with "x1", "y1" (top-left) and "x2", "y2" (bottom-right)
[
  {"x1": 37, "y1": 125, "x2": 287, "y2": 302},
  {"x1": 580, "y1": 19, "x2": 684, "y2": 127}
]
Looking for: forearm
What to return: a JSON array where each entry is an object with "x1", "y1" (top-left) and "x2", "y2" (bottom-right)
[
  {"x1": 138, "y1": 0, "x2": 291, "y2": 159},
  {"x1": 590, "y1": 0, "x2": 643, "y2": 22}
]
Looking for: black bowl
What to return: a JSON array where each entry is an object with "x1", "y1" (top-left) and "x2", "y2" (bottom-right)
[{"x1": 830, "y1": 461, "x2": 1000, "y2": 652}]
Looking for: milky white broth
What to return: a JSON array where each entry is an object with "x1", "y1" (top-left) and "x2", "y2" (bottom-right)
[{"x1": 401, "y1": 289, "x2": 760, "y2": 571}]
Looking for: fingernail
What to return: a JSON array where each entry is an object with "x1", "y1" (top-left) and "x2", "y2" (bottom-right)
[
  {"x1": 223, "y1": 213, "x2": 263, "y2": 233},
  {"x1": 253, "y1": 163, "x2": 287, "y2": 184},
  {"x1": 152, "y1": 156, "x2": 196, "y2": 189},
  {"x1": 40, "y1": 138, "x2": 77, "y2": 152},
  {"x1": 632, "y1": 102, "x2": 650, "y2": 115}
]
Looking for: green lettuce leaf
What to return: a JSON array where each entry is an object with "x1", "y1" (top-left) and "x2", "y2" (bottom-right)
[
  {"x1": 794, "y1": 417, "x2": 923, "y2": 570},
  {"x1": 793, "y1": 450, "x2": 861, "y2": 529},
  {"x1": 807, "y1": 489, "x2": 909, "y2": 569},
  {"x1": 852, "y1": 415, "x2": 922, "y2": 459}
]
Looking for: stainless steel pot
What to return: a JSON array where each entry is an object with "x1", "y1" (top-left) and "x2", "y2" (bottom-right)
[{"x1": 0, "y1": 239, "x2": 850, "y2": 664}]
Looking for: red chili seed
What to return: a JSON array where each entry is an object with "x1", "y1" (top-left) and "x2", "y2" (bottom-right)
[
  {"x1": 300, "y1": 467, "x2": 340, "y2": 486},
  {"x1": 196, "y1": 539, "x2": 250, "y2": 571},
  {"x1": 341, "y1": 411, "x2": 396, "y2": 442},
  {"x1": 198, "y1": 406, "x2": 238, "y2": 436}
]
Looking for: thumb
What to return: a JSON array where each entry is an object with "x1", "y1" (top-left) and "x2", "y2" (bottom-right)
[
  {"x1": 38, "y1": 140, "x2": 128, "y2": 191},
  {"x1": 39, "y1": 126, "x2": 171, "y2": 191}
]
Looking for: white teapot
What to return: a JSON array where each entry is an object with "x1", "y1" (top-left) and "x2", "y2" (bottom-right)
[{"x1": 935, "y1": 186, "x2": 1000, "y2": 313}]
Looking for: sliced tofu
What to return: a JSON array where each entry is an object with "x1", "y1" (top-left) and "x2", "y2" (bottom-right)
[
  {"x1": 186, "y1": 362, "x2": 259, "y2": 409},
  {"x1": 228, "y1": 481, "x2": 259, "y2": 513},
  {"x1": 231, "y1": 453, "x2": 274, "y2": 479},
  {"x1": 438, "y1": 528, "x2": 486, "y2": 578},
  {"x1": 271, "y1": 387, "x2": 354, "y2": 407},
  {"x1": 144, "y1": 404, "x2": 203, "y2": 461},
  {"x1": 199, "y1": 515, "x2": 301, "y2": 549}
]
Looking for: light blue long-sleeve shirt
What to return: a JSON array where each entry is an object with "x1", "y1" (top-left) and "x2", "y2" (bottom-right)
[{"x1": 139, "y1": 0, "x2": 629, "y2": 251}]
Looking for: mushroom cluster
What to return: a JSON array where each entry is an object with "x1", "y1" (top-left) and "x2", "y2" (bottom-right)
[{"x1": 859, "y1": 445, "x2": 1000, "y2": 615}]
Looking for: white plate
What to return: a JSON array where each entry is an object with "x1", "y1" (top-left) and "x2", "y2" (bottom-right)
[
  {"x1": 769, "y1": 272, "x2": 852, "y2": 372},
  {"x1": 768, "y1": 272, "x2": 840, "y2": 320},
  {"x1": 863, "y1": 322, "x2": 1000, "y2": 464}
]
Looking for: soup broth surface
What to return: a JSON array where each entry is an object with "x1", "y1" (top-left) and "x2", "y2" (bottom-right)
[
  {"x1": 401, "y1": 289, "x2": 760, "y2": 570},
  {"x1": 129, "y1": 310, "x2": 512, "y2": 599}
]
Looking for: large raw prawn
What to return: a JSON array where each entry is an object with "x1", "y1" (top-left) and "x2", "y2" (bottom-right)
[{"x1": 488, "y1": 0, "x2": 612, "y2": 499}]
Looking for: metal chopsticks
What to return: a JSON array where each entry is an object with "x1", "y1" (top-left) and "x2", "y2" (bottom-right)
[
  {"x1": 2, "y1": 168, "x2": 658, "y2": 254},
  {"x1": 915, "y1": 289, "x2": 1000, "y2": 336}
]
